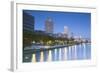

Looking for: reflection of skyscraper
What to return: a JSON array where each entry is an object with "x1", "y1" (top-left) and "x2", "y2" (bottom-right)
[
  {"x1": 23, "y1": 11, "x2": 34, "y2": 32},
  {"x1": 45, "y1": 17, "x2": 53, "y2": 33}
]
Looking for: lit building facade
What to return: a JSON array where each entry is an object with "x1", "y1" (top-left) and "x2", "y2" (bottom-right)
[
  {"x1": 45, "y1": 17, "x2": 54, "y2": 34},
  {"x1": 64, "y1": 26, "x2": 69, "y2": 34},
  {"x1": 63, "y1": 26, "x2": 69, "y2": 38},
  {"x1": 23, "y1": 11, "x2": 34, "y2": 32}
]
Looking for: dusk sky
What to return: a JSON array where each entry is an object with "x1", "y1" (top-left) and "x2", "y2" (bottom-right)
[{"x1": 23, "y1": 10, "x2": 91, "y2": 39}]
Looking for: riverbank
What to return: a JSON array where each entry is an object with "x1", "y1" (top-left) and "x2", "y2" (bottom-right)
[{"x1": 23, "y1": 42, "x2": 90, "y2": 54}]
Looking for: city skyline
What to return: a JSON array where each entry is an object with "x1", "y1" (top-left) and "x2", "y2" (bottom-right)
[{"x1": 23, "y1": 10, "x2": 91, "y2": 39}]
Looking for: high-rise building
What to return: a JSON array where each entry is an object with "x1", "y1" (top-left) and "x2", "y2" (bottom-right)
[
  {"x1": 63, "y1": 26, "x2": 69, "y2": 38},
  {"x1": 64, "y1": 26, "x2": 68, "y2": 34},
  {"x1": 23, "y1": 11, "x2": 34, "y2": 32},
  {"x1": 45, "y1": 17, "x2": 53, "y2": 34}
]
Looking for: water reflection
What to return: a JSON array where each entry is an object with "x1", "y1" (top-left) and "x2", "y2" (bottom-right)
[
  {"x1": 32, "y1": 54, "x2": 36, "y2": 62},
  {"x1": 30, "y1": 43, "x2": 91, "y2": 62}
]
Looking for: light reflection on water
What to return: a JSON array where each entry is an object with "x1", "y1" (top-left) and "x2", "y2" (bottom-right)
[{"x1": 26, "y1": 43, "x2": 91, "y2": 62}]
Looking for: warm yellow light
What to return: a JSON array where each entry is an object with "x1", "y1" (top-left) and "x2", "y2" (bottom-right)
[
  {"x1": 40, "y1": 51, "x2": 44, "y2": 62},
  {"x1": 32, "y1": 54, "x2": 36, "y2": 62}
]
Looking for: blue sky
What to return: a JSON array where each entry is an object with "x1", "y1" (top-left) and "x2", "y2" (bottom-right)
[{"x1": 23, "y1": 10, "x2": 91, "y2": 39}]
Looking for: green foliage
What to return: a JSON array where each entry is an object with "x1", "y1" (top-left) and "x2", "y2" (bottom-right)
[{"x1": 23, "y1": 31, "x2": 78, "y2": 47}]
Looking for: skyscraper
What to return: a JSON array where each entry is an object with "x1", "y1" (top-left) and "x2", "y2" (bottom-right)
[
  {"x1": 63, "y1": 26, "x2": 69, "y2": 38},
  {"x1": 23, "y1": 11, "x2": 34, "y2": 32},
  {"x1": 64, "y1": 26, "x2": 68, "y2": 34},
  {"x1": 45, "y1": 17, "x2": 53, "y2": 34}
]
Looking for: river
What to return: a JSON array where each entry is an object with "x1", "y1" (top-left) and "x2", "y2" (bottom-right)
[{"x1": 30, "y1": 43, "x2": 91, "y2": 62}]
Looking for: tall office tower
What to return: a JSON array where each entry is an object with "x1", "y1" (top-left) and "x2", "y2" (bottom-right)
[
  {"x1": 45, "y1": 17, "x2": 54, "y2": 34},
  {"x1": 63, "y1": 26, "x2": 69, "y2": 38},
  {"x1": 23, "y1": 11, "x2": 35, "y2": 62},
  {"x1": 64, "y1": 26, "x2": 69, "y2": 34},
  {"x1": 23, "y1": 11, "x2": 34, "y2": 32}
]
